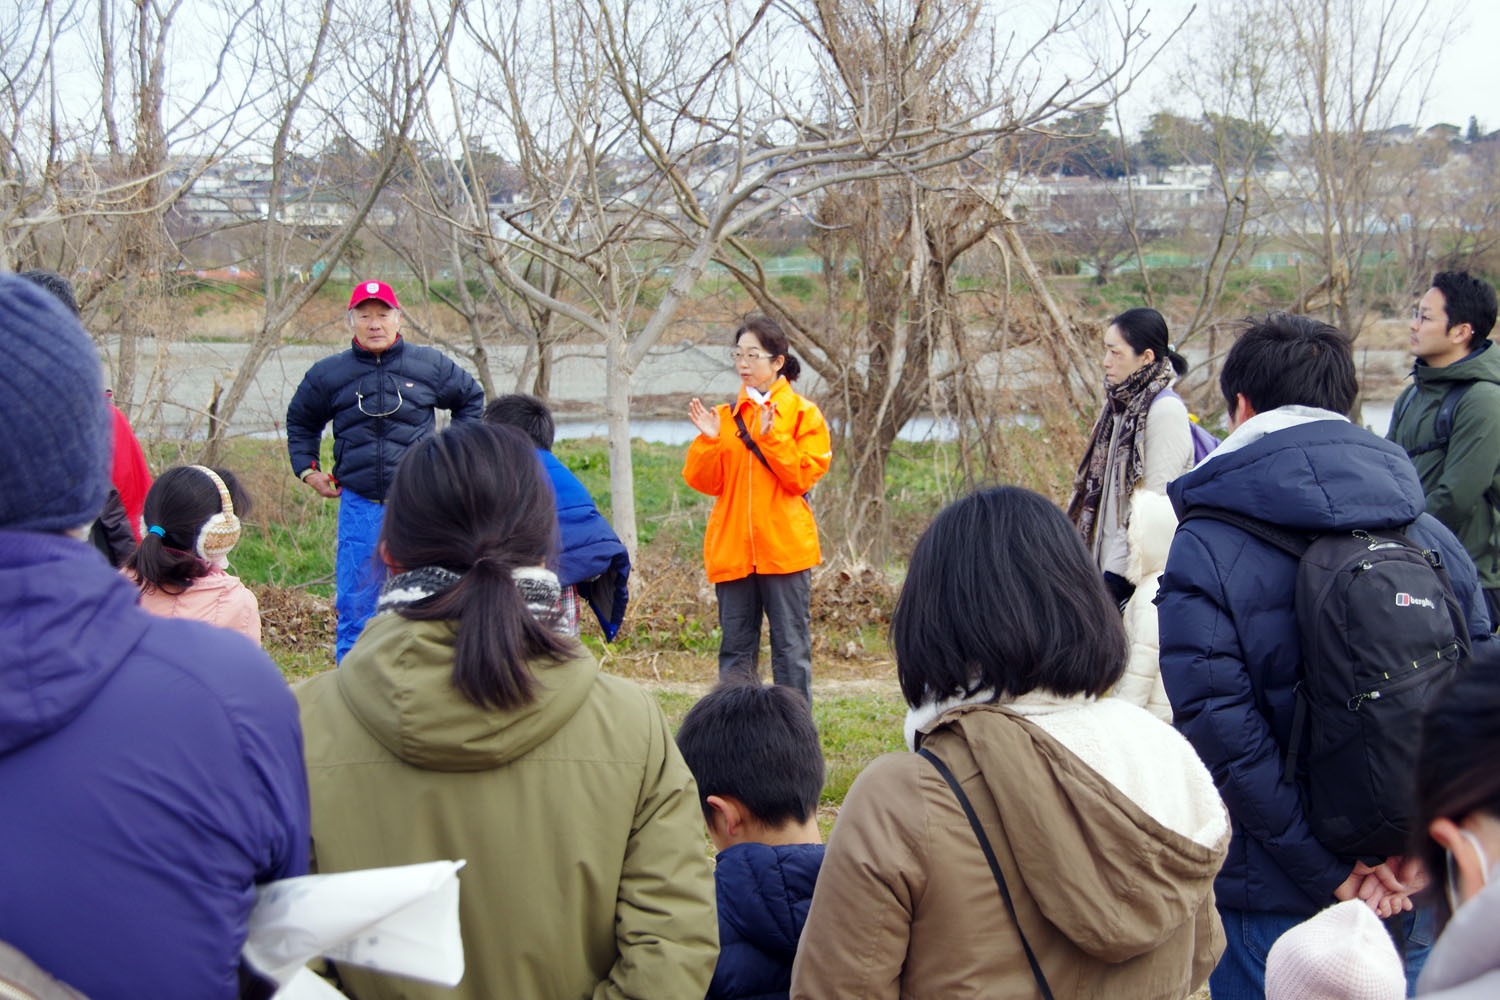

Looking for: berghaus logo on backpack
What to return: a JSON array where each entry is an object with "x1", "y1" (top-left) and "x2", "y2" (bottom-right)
[{"x1": 1395, "y1": 593, "x2": 1436, "y2": 609}]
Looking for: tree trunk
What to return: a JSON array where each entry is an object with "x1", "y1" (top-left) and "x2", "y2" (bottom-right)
[{"x1": 603, "y1": 332, "x2": 638, "y2": 562}]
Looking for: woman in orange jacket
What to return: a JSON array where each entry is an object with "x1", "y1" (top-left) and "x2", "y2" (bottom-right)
[{"x1": 684, "y1": 315, "x2": 832, "y2": 703}]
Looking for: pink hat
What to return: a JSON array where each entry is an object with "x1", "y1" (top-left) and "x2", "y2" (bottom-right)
[
  {"x1": 1265, "y1": 900, "x2": 1405, "y2": 1000},
  {"x1": 348, "y1": 280, "x2": 400, "y2": 310}
]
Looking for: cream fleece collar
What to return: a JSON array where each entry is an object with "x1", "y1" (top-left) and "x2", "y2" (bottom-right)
[
  {"x1": 903, "y1": 688, "x2": 1091, "y2": 750},
  {"x1": 1201, "y1": 404, "x2": 1349, "y2": 463}
]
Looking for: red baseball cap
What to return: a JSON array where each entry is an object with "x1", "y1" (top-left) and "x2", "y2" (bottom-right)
[{"x1": 348, "y1": 280, "x2": 400, "y2": 311}]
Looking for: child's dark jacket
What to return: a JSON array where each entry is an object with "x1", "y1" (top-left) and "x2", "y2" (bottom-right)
[
  {"x1": 710, "y1": 841, "x2": 824, "y2": 1000},
  {"x1": 540, "y1": 448, "x2": 630, "y2": 639}
]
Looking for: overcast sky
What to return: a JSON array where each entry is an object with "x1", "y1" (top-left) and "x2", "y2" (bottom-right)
[{"x1": 1110, "y1": 0, "x2": 1499, "y2": 136}]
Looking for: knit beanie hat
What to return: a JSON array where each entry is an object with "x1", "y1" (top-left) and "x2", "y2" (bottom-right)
[
  {"x1": 0, "y1": 273, "x2": 111, "y2": 533},
  {"x1": 1265, "y1": 900, "x2": 1406, "y2": 1000}
]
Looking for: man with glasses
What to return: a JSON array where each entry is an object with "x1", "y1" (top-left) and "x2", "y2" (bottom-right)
[
  {"x1": 1388, "y1": 271, "x2": 1500, "y2": 625},
  {"x1": 287, "y1": 280, "x2": 484, "y2": 661}
]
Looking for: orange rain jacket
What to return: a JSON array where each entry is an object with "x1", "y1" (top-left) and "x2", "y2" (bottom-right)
[{"x1": 683, "y1": 377, "x2": 832, "y2": 583}]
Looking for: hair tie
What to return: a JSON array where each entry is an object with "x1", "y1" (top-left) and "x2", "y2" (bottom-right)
[{"x1": 147, "y1": 525, "x2": 165, "y2": 538}]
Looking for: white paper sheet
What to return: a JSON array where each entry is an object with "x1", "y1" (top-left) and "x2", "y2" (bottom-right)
[{"x1": 242, "y1": 859, "x2": 466, "y2": 996}]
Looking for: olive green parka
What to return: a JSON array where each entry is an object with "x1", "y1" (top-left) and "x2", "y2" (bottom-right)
[
  {"x1": 296, "y1": 613, "x2": 718, "y2": 1000},
  {"x1": 1388, "y1": 341, "x2": 1500, "y2": 588}
]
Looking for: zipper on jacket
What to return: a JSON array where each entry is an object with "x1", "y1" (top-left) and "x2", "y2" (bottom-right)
[
  {"x1": 375, "y1": 351, "x2": 386, "y2": 497},
  {"x1": 744, "y1": 401, "x2": 757, "y2": 571}
]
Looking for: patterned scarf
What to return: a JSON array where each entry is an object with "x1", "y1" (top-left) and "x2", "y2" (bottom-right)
[
  {"x1": 377, "y1": 564, "x2": 567, "y2": 634},
  {"x1": 1066, "y1": 358, "x2": 1174, "y2": 549}
]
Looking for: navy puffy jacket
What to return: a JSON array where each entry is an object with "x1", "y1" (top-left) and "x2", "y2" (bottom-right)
[
  {"x1": 1159, "y1": 415, "x2": 1490, "y2": 916},
  {"x1": 710, "y1": 842, "x2": 824, "y2": 1000},
  {"x1": 286, "y1": 337, "x2": 484, "y2": 501}
]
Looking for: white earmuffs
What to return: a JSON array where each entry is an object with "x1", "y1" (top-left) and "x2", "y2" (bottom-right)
[{"x1": 190, "y1": 465, "x2": 242, "y2": 563}]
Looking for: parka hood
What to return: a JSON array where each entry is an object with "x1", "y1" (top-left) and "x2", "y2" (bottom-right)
[
  {"x1": 0, "y1": 531, "x2": 148, "y2": 755},
  {"x1": 924, "y1": 705, "x2": 1228, "y2": 964},
  {"x1": 1168, "y1": 414, "x2": 1426, "y2": 532},
  {"x1": 1414, "y1": 339, "x2": 1500, "y2": 388},
  {"x1": 336, "y1": 612, "x2": 598, "y2": 771}
]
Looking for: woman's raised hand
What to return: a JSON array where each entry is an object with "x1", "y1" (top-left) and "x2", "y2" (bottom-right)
[{"x1": 689, "y1": 398, "x2": 720, "y2": 439}]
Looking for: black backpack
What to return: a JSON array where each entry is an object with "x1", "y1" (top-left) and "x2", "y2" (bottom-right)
[{"x1": 1181, "y1": 508, "x2": 1470, "y2": 860}]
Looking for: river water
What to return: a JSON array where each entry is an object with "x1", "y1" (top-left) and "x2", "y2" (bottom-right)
[{"x1": 106, "y1": 337, "x2": 1405, "y2": 444}]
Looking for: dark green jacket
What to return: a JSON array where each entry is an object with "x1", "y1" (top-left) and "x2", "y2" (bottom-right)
[
  {"x1": 1388, "y1": 341, "x2": 1500, "y2": 588},
  {"x1": 296, "y1": 614, "x2": 718, "y2": 1000}
]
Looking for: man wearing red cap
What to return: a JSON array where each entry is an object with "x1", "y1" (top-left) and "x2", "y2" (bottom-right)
[{"x1": 287, "y1": 280, "x2": 484, "y2": 661}]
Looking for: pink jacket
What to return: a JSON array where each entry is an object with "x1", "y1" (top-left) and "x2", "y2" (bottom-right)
[{"x1": 131, "y1": 568, "x2": 262, "y2": 645}]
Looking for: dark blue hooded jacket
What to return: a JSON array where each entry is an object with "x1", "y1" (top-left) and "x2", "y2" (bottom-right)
[
  {"x1": 709, "y1": 842, "x2": 824, "y2": 1000},
  {"x1": 539, "y1": 449, "x2": 630, "y2": 641},
  {"x1": 0, "y1": 531, "x2": 309, "y2": 998},
  {"x1": 1159, "y1": 415, "x2": 1489, "y2": 916},
  {"x1": 286, "y1": 337, "x2": 484, "y2": 502}
]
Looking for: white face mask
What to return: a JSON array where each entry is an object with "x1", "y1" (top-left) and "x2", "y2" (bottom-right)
[{"x1": 1446, "y1": 828, "x2": 1493, "y2": 913}]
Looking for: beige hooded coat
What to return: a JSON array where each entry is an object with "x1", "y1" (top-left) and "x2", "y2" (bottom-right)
[
  {"x1": 791, "y1": 703, "x2": 1227, "y2": 999},
  {"x1": 296, "y1": 613, "x2": 718, "y2": 1000}
]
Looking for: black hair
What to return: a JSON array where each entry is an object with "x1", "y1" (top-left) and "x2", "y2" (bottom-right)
[
  {"x1": 734, "y1": 314, "x2": 802, "y2": 383},
  {"x1": 127, "y1": 466, "x2": 251, "y2": 595},
  {"x1": 892, "y1": 486, "x2": 1125, "y2": 707},
  {"x1": 1414, "y1": 648, "x2": 1500, "y2": 923},
  {"x1": 483, "y1": 393, "x2": 555, "y2": 451},
  {"x1": 675, "y1": 680, "x2": 826, "y2": 827},
  {"x1": 19, "y1": 269, "x2": 80, "y2": 316},
  {"x1": 1218, "y1": 312, "x2": 1357, "y2": 417},
  {"x1": 381, "y1": 422, "x2": 575, "y2": 710},
  {"x1": 1111, "y1": 307, "x2": 1187, "y2": 376},
  {"x1": 1431, "y1": 271, "x2": 1498, "y2": 349}
]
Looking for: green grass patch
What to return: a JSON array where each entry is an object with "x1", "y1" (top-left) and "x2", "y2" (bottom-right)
[{"x1": 812, "y1": 690, "x2": 907, "y2": 804}]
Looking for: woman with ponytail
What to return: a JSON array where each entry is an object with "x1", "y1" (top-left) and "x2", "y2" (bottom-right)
[
  {"x1": 296, "y1": 422, "x2": 718, "y2": 1000},
  {"x1": 684, "y1": 314, "x2": 831, "y2": 705},
  {"x1": 1067, "y1": 307, "x2": 1194, "y2": 609},
  {"x1": 124, "y1": 465, "x2": 260, "y2": 643}
]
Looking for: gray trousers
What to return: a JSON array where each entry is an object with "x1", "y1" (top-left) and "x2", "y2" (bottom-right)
[{"x1": 716, "y1": 570, "x2": 812, "y2": 704}]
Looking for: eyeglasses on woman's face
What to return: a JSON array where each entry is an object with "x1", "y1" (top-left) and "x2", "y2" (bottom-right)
[{"x1": 729, "y1": 349, "x2": 774, "y2": 363}]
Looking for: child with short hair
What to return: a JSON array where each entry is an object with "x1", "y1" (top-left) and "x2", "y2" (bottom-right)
[
  {"x1": 124, "y1": 465, "x2": 261, "y2": 644},
  {"x1": 676, "y1": 680, "x2": 826, "y2": 1000}
]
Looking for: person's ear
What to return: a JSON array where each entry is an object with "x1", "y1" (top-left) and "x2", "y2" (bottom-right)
[
  {"x1": 1430, "y1": 816, "x2": 1484, "y2": 904},
  {"x1": 377, "y1": 541, "x2": 400, "y2": 571},
  {"x1": 1448, "y1": 322, "x2": 1473, "y2": 348},
  {"x1": 1230, "y1": 392, "x2": 1258, "y2": 430},
  {"x1": 705, "y1": 794, "x2": 749, "y2": 847},
  {"x1": 1140, "y1": 348, "x2": 1157, "y2": 366}
]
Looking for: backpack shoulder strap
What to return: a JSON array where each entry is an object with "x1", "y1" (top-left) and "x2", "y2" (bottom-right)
[
  {"x1": 1407, "y1": 381, "x2": 1475, "y2": 458},
  {"x1": 917, "y1": 746, "x2": 1054, "y2": 1000},
  {"x1": 1393, "y1": 383, "x2": 1418, "y2": 428},
  {"x1": 1178, "y1": 506, "x2": 1311, "y2": 559}
]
